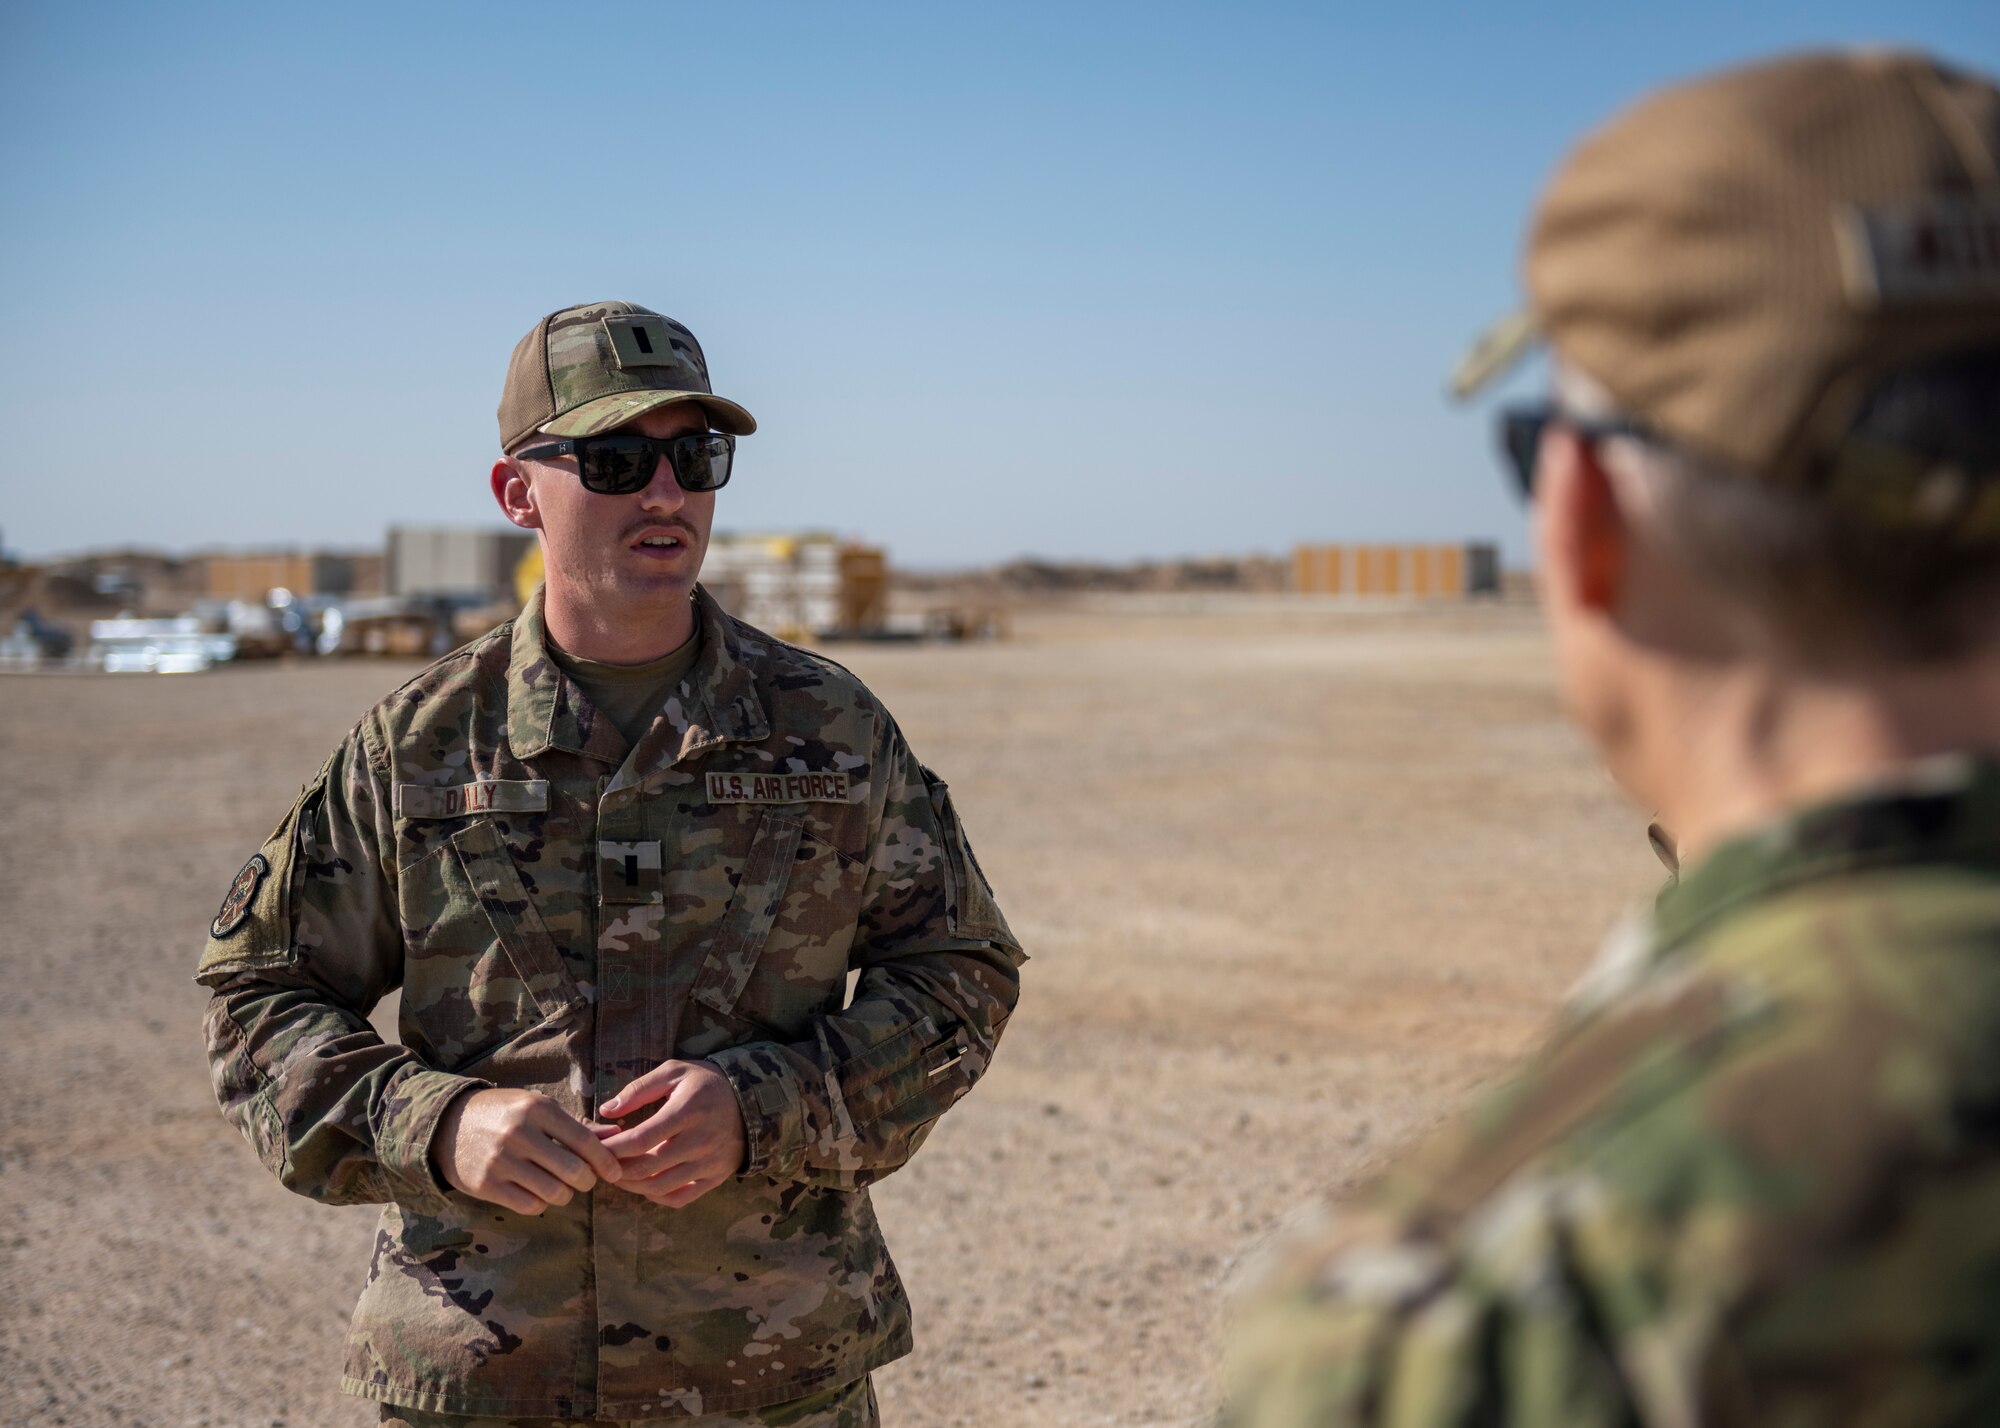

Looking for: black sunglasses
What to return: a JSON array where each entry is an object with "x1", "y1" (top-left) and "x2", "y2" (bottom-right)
[
  {"x1": 515, "y1": 432, "x2": 735, "y2": 495},
  {"x1": 1497, "y1": 404, "x2": 1653, "y2": 500}
]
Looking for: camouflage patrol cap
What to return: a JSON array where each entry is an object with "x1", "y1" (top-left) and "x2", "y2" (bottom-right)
[
  {"x1": 1453, "y1": 51, "x2": 2000, "y2": 520},
  {"x1": 499, "y1": 301, "x2": 757, "y2": 452}
]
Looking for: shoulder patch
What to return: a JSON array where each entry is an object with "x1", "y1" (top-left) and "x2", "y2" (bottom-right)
[{"x1": 211, "y1": 854, "x2": 270, "y2": 939}]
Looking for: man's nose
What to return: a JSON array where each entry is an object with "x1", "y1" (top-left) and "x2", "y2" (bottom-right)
[{"x1": 636, "y1": 454, "x2": 686, "y2": 510}]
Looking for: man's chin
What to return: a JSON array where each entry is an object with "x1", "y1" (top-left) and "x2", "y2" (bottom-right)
[
  {"x1": 621, "y1": 545, "x2": 704, "y2": 582},
  {"x1": 590, "y1": 561, "x2": 705, "y2": 614}
]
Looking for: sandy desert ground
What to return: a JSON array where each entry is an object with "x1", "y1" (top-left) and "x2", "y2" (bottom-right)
[{"x1": 0, "y1": 596, "x2": 1665, "y2": 1428}]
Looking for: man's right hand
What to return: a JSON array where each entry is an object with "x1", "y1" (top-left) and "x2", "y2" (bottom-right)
[{"x1": 433, "y1": 1088, "x2": 624, "y2": 1216}]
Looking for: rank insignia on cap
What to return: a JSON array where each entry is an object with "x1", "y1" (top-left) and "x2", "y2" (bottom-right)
[
  {"x1": 605, "y1": 315, "x2": 687, "y2": 370},
  {"x1": 211, "y1": 853, "x2": 269, "y2": 939}
]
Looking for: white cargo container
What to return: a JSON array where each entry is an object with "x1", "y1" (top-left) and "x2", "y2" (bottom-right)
[
  {"x1": 388, "y1": 527, "x2": 535, "y2": 600},
  {"x1": 702, "y1": 533, "x2": 847, "y2": 637},
  {"x1": 89, "y1": 616, "x2": 238, "y2": 673}
]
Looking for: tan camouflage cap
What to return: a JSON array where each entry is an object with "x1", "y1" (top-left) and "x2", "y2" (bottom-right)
[
  {"x1": 1453, "y1": 50, "x2": 2000, "y2": 499},
  {"x1": 499, "y1": 301, "x2": 757, "y2": 451}
]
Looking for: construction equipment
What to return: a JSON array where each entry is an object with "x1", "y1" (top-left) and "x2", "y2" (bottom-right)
[{"x1": 0, "y1": 608, "x2": 74, "y2": 668}]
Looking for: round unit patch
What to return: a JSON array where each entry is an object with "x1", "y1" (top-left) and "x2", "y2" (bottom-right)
[{"x1": 211, "y1": 853, "x2": 270, "y2": 939}]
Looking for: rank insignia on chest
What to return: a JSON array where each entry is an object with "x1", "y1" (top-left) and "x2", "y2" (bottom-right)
[
  {"x1": 705, "y1": 770, "x2": 852, "y2": 805},
  {"x1": 598, "y1": 839, "x2": 663, "y2": 904}
]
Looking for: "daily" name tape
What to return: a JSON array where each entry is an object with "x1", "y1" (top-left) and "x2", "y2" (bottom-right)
[{"x1": 396, "y1": 780, "x2": 551, "y2": 819}]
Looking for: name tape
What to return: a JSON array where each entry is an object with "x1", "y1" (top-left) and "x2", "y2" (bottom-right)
[
  {"x1": 1840, "y1": 197, "x2": 2000, "y2": 308},
  {"x1": 397, "y1": 779, "x2": 550, "y2": 820},
  {"x1": 706, "y1": 770, "x2": 852, "y2": 805}
]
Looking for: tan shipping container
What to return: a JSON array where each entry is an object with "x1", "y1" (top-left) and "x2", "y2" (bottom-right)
[
  {"x1": 203, "y1": 551, "x2": 386, "y2": 602},
  {"x1": 206, "y1": 554, "x2": 316, "y2": 602},
  {"x1": 837, "y1": 546, "x2": 889, "y2": 631}
]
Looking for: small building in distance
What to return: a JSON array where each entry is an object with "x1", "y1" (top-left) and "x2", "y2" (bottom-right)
[
  {"x1": 202, "y1": 550, "x2": 385, "y2": 603},
  {"x1": 1291, "y1": 542, "x2": 1501, "y2": 599},
  {"x1": 387, "y1": 526, "x2": 535, "y2": 601}
]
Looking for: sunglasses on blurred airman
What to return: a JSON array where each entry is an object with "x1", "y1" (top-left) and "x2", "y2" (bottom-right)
[
  {"x1": 1497, "y1": 405, "x2": 1653, "y2": 500},
  {"x1": 515, "y1": 432, "x2": 735, "y2": 495}
]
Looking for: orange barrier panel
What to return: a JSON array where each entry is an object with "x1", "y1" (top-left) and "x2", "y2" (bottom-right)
[
  {"x1": 1293, "y1": 543, "x2": 1494, "y2": 598},
  {"x1": 1368, "y1": 545, "x2": 1396, "y2": 595},
  {"x1": 1292, "y1": 545, "x2": 1347, "y2": 594},
  {"x1": 1438, "y1": 545, "x2": 1464, "y2": 596}
]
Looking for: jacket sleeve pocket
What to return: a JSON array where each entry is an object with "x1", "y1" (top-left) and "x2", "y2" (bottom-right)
[
  {"x1": 196, "y1": 778, "x2": 322, "y2": 986},
  {"x1": 922, "y1": 770, "x2": 1016, "y2": 946},
  {"x1": 838, "y1": 1017, "x2": 975, "y2": 1128}
]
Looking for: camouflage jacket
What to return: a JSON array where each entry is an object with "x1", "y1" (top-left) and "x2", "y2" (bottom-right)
[
  {"x1": 1226, "y1": 757, "x2": 2000, "y2": 1427},
  {"x1": 198, "y1": 588, "x2": 1024, "y2": 1420}
]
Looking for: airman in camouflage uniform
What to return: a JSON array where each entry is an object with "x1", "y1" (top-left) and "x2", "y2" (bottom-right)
[
  {"x1": 1227, "y1": 52, "x2": 2000, "y2": 1426},
  {"x1": 200, "y1": 302, "x2": 1024, "y2": 1426}
]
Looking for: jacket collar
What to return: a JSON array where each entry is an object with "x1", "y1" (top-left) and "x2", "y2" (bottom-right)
[
  {"x1": 506, "y1": 587, "x2": 606, "y2": 761},
  {"x1": 506, "y1": 585, "x2": 771, "y2": 781},
  {"x1": 1652, "y1": 753, "x2": 2000, "y2": 953}
]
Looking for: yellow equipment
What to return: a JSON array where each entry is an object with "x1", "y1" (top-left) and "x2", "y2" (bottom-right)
[{"x1": 514, "y1": 543, "x2": 544, "y2": 607}]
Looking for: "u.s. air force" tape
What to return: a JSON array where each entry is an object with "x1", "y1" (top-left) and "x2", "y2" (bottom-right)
[{"x1": 706, "y1": 770, "x2": 852, "y2": 804}]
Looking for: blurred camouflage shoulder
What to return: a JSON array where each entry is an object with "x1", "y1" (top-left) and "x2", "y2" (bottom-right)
[{"x1": 1226, "y1": 780, "x2": 2000, "y2": 1426}]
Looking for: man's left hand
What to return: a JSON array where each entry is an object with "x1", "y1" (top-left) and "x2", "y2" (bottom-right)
[{"x1": 595, "y1": 1060, "x2": 748, "y2": 1208}]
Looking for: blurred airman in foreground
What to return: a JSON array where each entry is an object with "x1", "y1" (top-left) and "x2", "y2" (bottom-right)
[{"x1": 1228, "y1": 50, "x2": 2000, "y2": 1427}]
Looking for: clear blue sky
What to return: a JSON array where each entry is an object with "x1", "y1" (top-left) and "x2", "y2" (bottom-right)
[{"x1": 2, "y1": 1, "x2": 1995, "y2": 569}]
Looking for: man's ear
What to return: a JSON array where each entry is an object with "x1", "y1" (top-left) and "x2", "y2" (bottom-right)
[
  {"x1": 491, "y1": 458, "x2": 542, "y2": 531},
  {"x1": 1538, "y1": 427, "x2": 1626, "y2": 615}
]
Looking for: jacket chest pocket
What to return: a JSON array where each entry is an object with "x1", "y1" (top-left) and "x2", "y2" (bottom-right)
[
  {"x1": 681, "y1": 808, "x2": 865, "y2": 1042},
  {"x1": 401, "y1": 818, "x2": 585, "y2": 1071}
]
